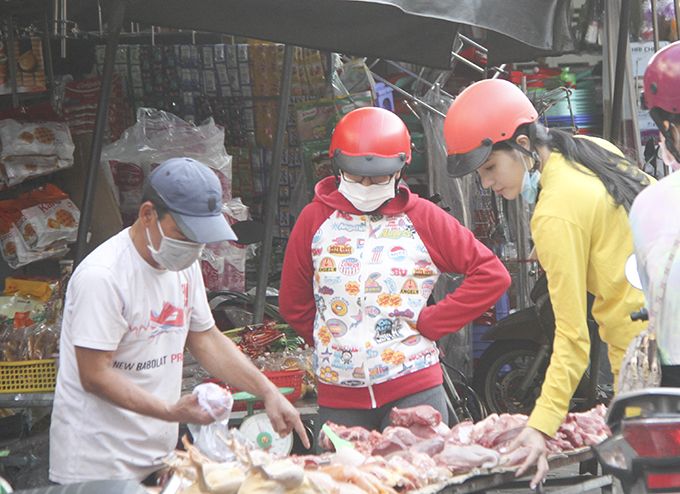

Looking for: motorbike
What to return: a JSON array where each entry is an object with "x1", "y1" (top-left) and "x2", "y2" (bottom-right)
[
  {"x1": 471, "y1": 272, "x2": 611, "y2": 415},
  {"x1": 594, "y1": 387, "x2": 680, "y2": 493},
  {"x1": 593, "y1": 255, "x2": 680, "y2": 493}
]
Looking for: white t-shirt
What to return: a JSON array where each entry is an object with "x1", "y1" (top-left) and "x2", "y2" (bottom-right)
[
  {"x1": 630, "y1": 171, "x2": 680, "y2": 366},
  {"x1": 49, "y1": 228, "x2": 214, "y2": 484}
]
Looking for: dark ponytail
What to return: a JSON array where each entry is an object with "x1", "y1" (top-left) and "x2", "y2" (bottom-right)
[{"x1": 495, "y1": 123, "x2": 650, "y2": 212}]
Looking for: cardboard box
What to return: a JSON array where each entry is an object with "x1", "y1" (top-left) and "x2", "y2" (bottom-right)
[{"x1": 60, "y1": 134, "x2": 124, "y2": 255}]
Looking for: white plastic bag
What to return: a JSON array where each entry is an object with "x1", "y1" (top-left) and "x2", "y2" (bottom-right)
[
  {"x1": 201, "y1": 198, "x2": 250, "y2": 292},
  {"x1": 187, "y1": 382, "x2": 235, "y2": 462},
  {"x1": 100, "y1": 108, "x2": 232, "y2": 226}
]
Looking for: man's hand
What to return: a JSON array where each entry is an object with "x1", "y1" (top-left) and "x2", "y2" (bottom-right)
[
  {"x1": 263, "y1": 389, "x2": 311, "y2": 450},
  {"x1": 508, "y1": 426, "x2": 549, "y2": 489},
  {"x1": 166, "y1": 392, "x2": 219, "y2": 425},
  {"x1": 187, "y1": 326, "x2": 311, "y2": 450}
]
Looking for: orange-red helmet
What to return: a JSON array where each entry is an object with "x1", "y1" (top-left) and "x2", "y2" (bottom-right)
[
  {"x1": 643, "y1": 41, "x2": 680, "y2": 114},
  {"x1": 444, "y1": 79, "x2": 538, "y2": 177},
  {"x1": 330, "y1": 107, "x2": 411, "y2": 176}
]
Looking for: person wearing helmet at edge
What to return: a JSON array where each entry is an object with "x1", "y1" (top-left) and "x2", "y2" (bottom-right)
[
  {"x1": 49, "y1": 158, "x2": 309, "y2": 485},
  {"x1": 279, "y1": 106, "x2": 511, "y2": 432},
  {"x1": 629, "y1": 41, "x2": 680, "y2": 388},
  {"x1": 444, "y1": 79, "x2": 652, "y2": 488}
]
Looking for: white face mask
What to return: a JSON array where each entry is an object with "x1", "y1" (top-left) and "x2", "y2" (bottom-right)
[
  {"x1": 338, "y1": 175, "x2": 397, "y2": 212},
  {"x1": 146, "y1": 219, "x2": 205, "y2": 271}
]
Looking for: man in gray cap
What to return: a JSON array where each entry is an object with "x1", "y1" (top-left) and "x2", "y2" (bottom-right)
[{"x1": 49, "y1": 158, "x2": 309, "y2": 484}]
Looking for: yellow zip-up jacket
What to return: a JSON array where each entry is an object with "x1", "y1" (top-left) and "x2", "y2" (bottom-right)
[{"x1": 526, "y1": 137, "x2": 649, "y2": 437}]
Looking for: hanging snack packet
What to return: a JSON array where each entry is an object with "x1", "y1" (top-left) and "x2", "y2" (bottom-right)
[
  {"x1": 0, "y1": 213, "x2": 19, "y2": 267},
  {"x1": 0, "y1": 119, "x2": 74, "y2": 162},
  {"x1": 8, "y1": 196, "x2": 39, "y2": 250},
  {"x1": 19, "y1": 184, "x2": 80, "y2": 250}
]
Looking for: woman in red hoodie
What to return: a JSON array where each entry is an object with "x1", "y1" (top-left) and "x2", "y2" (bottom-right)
[{"x1": 280, "y1": 107, "x2": 510, "y2": 432}]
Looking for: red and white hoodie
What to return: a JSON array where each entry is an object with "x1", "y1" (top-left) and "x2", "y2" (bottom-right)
[{"x1": 280, "y1": 177, "x2": 510, "y2": 409}]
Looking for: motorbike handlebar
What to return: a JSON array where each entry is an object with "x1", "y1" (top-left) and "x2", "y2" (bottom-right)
[{"x1": 630, "y1": 308, "x2": 649, "y2": 321}]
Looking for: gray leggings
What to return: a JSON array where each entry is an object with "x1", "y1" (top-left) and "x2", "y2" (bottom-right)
[{"x1": 318, "y1": 384, "x2": 448, "y2": 432}]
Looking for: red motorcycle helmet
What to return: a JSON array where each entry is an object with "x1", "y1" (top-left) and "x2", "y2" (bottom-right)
[
  {"x1": 330, "y1": 107, "x2": 411, "y2": 176},
  {"x1": 644, "y1": 41, "x2": 680, "y2": 161},
  {"x1": 444, "y1": 79, "x2": 538, "y2": 178},
  {"x1": 643, "y1": 41, "x2": 680, "y2": 114}
]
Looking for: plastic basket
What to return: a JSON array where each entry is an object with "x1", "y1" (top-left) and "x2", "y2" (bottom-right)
[
  {"x1": 204, "y1": 369, "x2": 305, "y2": 412},
  {"x1": 0, "y1": 360, "x2": 57, "y2": 393}
]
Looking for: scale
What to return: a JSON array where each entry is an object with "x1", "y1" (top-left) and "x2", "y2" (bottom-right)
[{"x1": 232, "y1": 388, "x2": 295, "y2": 456}]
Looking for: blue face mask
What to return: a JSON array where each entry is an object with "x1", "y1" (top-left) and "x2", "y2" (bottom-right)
[{"x1": 520, "y1": 154, "x2": 541, "y2": 204}]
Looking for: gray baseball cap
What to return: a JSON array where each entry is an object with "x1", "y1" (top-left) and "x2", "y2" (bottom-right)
[{"x1": 145, "y1": 157, "x2": 237, "y2": 244}]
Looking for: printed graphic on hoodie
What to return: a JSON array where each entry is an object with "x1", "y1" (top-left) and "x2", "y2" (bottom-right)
[{"x1": 312, "y1": 212, "x2": 441, "y2": 387}]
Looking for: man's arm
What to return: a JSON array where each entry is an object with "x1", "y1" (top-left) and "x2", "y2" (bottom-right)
[
  {"x1": 186, "y1": 326, "x2": 310, "y2": 448},
  {"x1": 75, "y1": 346, "x2": 214, "y2": 425}
]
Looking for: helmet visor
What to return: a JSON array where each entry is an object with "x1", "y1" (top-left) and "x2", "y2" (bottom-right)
[
  {"x1": 332, "y1": 152, "x2": 408, "y2": 176},
  {"x1": 446, "y1": 139, "x2": 493, "y2": 178}
]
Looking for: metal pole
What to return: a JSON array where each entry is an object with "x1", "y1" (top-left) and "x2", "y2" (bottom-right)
[
  {"x1": 73, "y1": 0, "x2": 126, "y2": 267},
  {"x1": 385, "y1": 60, "x2": 455, "y2": 100},
  {"x1": 491, "y1": 63, "x2": 508, "y2": 79},
  {"x1": 6, "y1": 15, "x2": 19, "y2": 109},
  {"x1": 451, "y1": 52, "x2": 485, "y2": 74},
  {"x1": 675, "y1": 0, "x2": 680, "y2": 38},
  {"x1": 457, "y1": 33, "x2": 488, "y2": 53},
  {"x1": 651, "y1": 0, "x2": 660, "y2": 52},
  {"x1": 42, "y1": 12, "x2": 57, "y2": 109},
  {"x1": 60, "y1": 0, "x2": 67, "y2": 58},
  {"x1": 610, "y1": 0, "x2": 632, "y2": 144},
  {"x1": 252, "y1": 44, "x2": 295, "y2": 323},
  {"x1": 97, "y1": 0, "x2": 103, "y2": 36},
  {"x1": 370, "y1": 72, "x2": 447, "y2": 117},
  {"x1": 53, "y1": 0, "x2": 60, "y2": 37}
]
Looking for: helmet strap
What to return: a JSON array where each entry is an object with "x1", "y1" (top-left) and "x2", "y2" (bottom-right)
[
  {"x1": 507, "y1": 137, "x2": 541, "y2": 172},
  {"x1": 651, "y1": 107, "x2": 680, "y2": 163},
  {"x1": 396, "y1": 165, "x2": 406, "y2": 192}
]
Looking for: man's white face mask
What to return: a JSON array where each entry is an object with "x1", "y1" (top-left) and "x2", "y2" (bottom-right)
[
  {"x1": 146, "y1": 219, "x2": 205, "y2": 271},
  {"x1": 337, "y1": 174, "x2": 397, "y2": 212}
]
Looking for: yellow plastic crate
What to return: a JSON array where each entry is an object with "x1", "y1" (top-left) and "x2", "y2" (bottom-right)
[{"x1": 0, "y1": 360, "x2": 57, "y2": 393}]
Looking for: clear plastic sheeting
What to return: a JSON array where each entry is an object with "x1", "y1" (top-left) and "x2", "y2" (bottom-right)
[
  {"x1": 418, "y1": 81, "x2": 476, "y2": 379},
  {"x1": 505, "y1": 198, "x2": 537, "y2": 310},
  {"x1": 0, "y1": 432, "x2": 49, "y2": 490},
  {"x1": 415, "y1": 78, "x2": 537, "y2": 379}
]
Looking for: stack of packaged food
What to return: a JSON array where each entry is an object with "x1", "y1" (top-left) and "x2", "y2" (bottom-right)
[
  {"x1": 0, "y1": 104, "x2": 75, "y2": 189},
  {"x1": 0, "y1": 184, "x2": 79, "y2": 269}
]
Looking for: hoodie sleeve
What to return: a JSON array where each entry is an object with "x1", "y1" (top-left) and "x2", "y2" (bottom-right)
[
  {"x1": 411, "y1": 200, "x2": 511, "y2": 341},
  {"x1": 279, "y1": 204, "x2": 329, "y2": 346}
]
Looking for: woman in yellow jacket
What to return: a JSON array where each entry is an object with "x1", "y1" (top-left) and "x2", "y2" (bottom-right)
[{"x1": 444, "y1": 79, "x2": 651, "y2": 487}]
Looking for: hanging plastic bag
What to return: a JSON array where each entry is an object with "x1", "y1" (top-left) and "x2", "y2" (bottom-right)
[
  {"x1": 617, "y1": 329, "x2": 661, "y2": 394},
  {"x1": 617, "y1": 235, "x2": 680, "y2": 394},
  {"x1": 187, "y1": 382, "x2": 235, "y2": 462},
  {"x1": 201, "y1": 198, "x2": 250, "y2": 292},
  {"x1": 100, "y1": 108, "x2": 232, "y2": 226}
]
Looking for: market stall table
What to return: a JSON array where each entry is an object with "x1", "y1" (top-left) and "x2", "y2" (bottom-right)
[{"x1": 413, "y1": 448, "x2": 612, "y2": 494}]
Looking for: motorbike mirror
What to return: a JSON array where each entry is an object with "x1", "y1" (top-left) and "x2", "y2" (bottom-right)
[{"x1": 625, "y1": 254, "x2": 643, "y2": 291}]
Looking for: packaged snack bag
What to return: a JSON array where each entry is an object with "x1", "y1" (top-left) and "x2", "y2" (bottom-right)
[
  {"x1": 0, "y1": 119, "x2": 74, "y2": 161},
  {"x1": 0, "y1": 213, "x2": 18, "y2": 266},
  {"x1": 19, "y1": 184, "x2": 80, "y2": 250}
]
